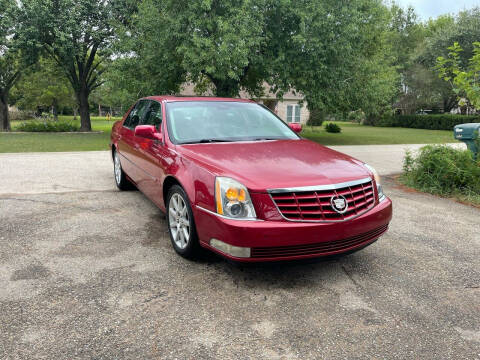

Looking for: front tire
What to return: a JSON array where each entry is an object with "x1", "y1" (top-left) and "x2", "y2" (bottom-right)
[
  {"x1": 166, "y1": 185, "x2": 200, "y2": 259},
  {"x1": 113, "y1": 150, "x2": 134, "y2": 190}
]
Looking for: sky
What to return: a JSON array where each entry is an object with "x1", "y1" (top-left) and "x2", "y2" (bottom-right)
[{"x1": 392, "y1": 0, "x2": 480, "y2": 19}]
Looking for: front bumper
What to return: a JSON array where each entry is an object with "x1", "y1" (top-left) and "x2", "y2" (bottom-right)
[{"x1": 194, "y1": 197, "x2": 393, "y2": 262}]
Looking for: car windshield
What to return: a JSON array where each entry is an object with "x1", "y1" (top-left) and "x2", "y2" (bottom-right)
[{"x1": 166, "y1": 101, "x2": 299, "y2": 144}]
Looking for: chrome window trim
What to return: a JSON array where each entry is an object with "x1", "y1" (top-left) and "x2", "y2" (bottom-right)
[
  {"x1": 268, "y1": 177, "x2": 376, "y2": 223},
  {"x1": 195, "y1": 205, "x2": 263, "y2": 222},
  {"x1": 267, "y1": 177, "x2": 372, "y2": 194}
]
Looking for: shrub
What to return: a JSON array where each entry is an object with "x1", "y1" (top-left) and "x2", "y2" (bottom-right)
[
  {"x1": 9, "y1": 109, "x2": 34, "y2": 121},
  {"x1": 307, "y1": 109, "x2": 325, "y2": 127},
  {"x1": 376, "y1": 114, "x2": 480, "y2": 130},
  {"x1": 347, "y1": 109, "x2": 365, "y2": 123},
  {"x1": 16, "y1": 119, "x2": 80, "y2": 132},
  {"x1": 325, "y1": 122, "x2": 341, "y2": 133},
  {"x1": 401, "y1": 145, "x2": 480, "y2": 204}
]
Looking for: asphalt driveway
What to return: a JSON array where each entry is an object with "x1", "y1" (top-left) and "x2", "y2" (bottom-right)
[{"x1": 0, "y1": 146, "x2": 478, "y2": 359}]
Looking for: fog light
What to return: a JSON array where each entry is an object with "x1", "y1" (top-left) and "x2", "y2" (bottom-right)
[{"x1": 210, "y1": 238, "x2": 251, "y2": 258}]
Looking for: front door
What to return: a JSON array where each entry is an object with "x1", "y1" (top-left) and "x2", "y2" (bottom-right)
[
  {"x1": 133, "y1": 100, "x2": 168, "y2": 207},
  {"x1": 117, "y1": 100, "x2": 150, "y2": 183}
]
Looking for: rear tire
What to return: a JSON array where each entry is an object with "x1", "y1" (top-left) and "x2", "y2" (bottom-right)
[
  {"x1": 166, "y1": 185, "x2": 200, "y2": 259},
  {"x1": 113, "y1": 150, "x2": 134, "y2": 190}
]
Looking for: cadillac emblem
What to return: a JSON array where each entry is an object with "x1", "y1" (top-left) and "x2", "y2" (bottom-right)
[{"x1": 330, "y1": 194, "x2": 348, "y2": 214}]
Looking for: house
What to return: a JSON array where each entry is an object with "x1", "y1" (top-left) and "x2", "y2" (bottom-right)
[{"x1": 180, "y1": 83, "x2": 310, "y2": 124}]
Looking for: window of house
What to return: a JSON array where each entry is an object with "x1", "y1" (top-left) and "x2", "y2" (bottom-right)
[{"x1": 286, "y1": 104, "x2": 301, "y2": 123}]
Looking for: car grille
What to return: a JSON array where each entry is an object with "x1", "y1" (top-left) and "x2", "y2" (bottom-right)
[
  {"x1": 251, "y1": 224, "x2": 388, "y2": 258},
  {"x1": 270, "y1": 178, "x2": 375, "y2": 222}
]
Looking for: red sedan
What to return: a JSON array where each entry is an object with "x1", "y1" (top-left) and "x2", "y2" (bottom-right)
[{"x1": 110, "y1": 96, "x2": 392, "y2": 262}]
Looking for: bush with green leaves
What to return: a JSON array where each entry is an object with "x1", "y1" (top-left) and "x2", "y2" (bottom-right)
[
  {"x1": 8, "y1": 109, "x2": 34, "y2": 121},
  {"x1": 375, "y1": 114, "x2": 479, "y2": 130},
  {"x1": 401, "y1": 145, "x2": 480, "y2": 204},
  {"x1": 347, "y1": 110, "x2": 366, "y2": 123},
  {"x1": 324, "y1": 122, "x2": 341, "y2": 133},
  {"x1": 307, "y1": 109, "x2": 325, "y2": 127},
  {"x1": 16, "y1": 120, "x2": 80, "y2": 132}
]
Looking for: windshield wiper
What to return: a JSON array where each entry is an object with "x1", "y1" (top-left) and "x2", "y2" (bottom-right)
[
  {"x1": 249, "y1": 137, "x2": 281, "y2": 141},
  {"x1": 181, "y1": 139, "x2": 234, "y2": 144}
]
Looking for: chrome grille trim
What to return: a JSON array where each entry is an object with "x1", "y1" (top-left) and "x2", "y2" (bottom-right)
[
  {"x1": 268, "y1": 177, "x2": 376, "y2": 223},
  {"x1": 267, "y1": 177, "x2": 372, "y2": 194}
]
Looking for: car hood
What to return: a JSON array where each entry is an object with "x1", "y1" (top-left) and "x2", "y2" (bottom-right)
[{"x1": 178, "y1": 139, "x2": 371, "y2": 192}]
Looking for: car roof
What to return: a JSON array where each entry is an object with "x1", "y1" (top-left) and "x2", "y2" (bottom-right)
[{"x1": 141, "y1": 95, "x2": 257, "y2": 103}]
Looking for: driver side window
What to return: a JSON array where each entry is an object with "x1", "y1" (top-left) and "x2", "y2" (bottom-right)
[
  {"x1": 123, "y1": 100, "x2": 150, "y2": 129},
  {"x1": 141, "y1": 101, "x2": 162, "y2": 130}
]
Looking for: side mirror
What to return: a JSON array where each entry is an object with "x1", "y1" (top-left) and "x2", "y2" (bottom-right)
[
  {"x1": 134, "y1": 125, "x2": 162, "y2": 141},
  {"x1": 288, "y1": 123, "x2": 302, "y2": 133}
]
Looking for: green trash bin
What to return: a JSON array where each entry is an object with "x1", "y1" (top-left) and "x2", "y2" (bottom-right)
[{"x1": 454, "y1": 123, "x2": 480, "y2": 160}]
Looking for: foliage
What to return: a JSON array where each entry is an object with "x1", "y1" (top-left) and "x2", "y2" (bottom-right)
[
  {"x1": 8, "y1": 109, "x2": 33, "y2": 121},
  {"x1": 401, "y1": 145, "x2": 480, "y2": 205},
  {"x1": 273, "y1": 0, "x2": 398, "y2": 117},
  {"x1": 414, "y1": 8, "x2": 480, "y2": 113},
  {"x1": 375, "y1": 114, "x2": 479, "y2": 130},
  {"x1": 388, "y1": 5, "x2": 426, "y2": 71},
  {"x1": 324, "y1": 123, "x2": 341, "y2": 133},
  {"x1": 12, "y1": 57, "x2": 75, "y2": 118},
  {"x1": 115, "y1": 0, "x2": 398, "y2": 117},
  {"x1": 0, "y1": 0, "x2": 24, "y2": 131},
  {"x1": 348, "y1": 110, "x2": 366, "y2": 123},
  {"x1": 16, "y1": 119, "x2": 79, "y2": 132},
  {"x1": 307, "y1": 109, "x2": 325, "y2": 128},
  {"x1": 386, "y1": 5, "x2": 437, "y2": 115},
  {"x1": 436, "y1": 42, "x2": 480, "y2": 109},
  {"x1": 18, "y1": 0, "x2": 131, "y2": 131}
]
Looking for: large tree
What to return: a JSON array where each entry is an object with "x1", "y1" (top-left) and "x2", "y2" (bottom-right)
[
  {"x1": 116, "y1": 0, "x2": 397, "y2": 116},
  {"x1": 18, "y1": 0, "x2": 130, "y2": 131},
  {"x1": 0, "y1": 0, "x2": 23, "y2": 131},
  {"x1": 115, "y1": 0, "x2": 269, "y2": 98}
]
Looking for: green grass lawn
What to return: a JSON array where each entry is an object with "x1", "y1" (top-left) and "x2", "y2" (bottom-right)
[
  {"x1": 1, "y1": 116, "x2": 120, "y2": 153},
  {"x1": 302, "y1": 122, "x2": 455, "y2": 145},
  {"x1": 0, "y1": 118, "x2": 456, "y2": 153}
]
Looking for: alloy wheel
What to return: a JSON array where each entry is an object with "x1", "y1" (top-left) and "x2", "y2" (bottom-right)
[
  {"x1": 114, "y1": 152, "x2": 122, "y2": 185},
  {"x1": 168, "y1": 193, "x2": 190, "y2": 249}
]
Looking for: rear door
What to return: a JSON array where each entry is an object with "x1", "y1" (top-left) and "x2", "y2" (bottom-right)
[{"x1": 117, "y1": 100, "x2": 150, "y2": 183}]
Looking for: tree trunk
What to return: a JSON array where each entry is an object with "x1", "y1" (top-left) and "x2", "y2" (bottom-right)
[
  {"x1": 0, "y1": 90, "x2": 10, "y2": 132},
  {"x1": 98, "y1": 103, "x2": 102, "y2": 117},
  {"x1": 52, "y1": 98, "x2": 58, "y2": 121},
  {"x1": 77, "y1": 88, "x2": 92, "y2": 131}
]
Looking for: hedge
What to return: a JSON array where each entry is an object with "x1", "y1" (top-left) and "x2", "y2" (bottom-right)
[
  {"x1": 16, "y1": 120, "x2": 80, "y2": 132},
  {"x1": 376, "y1": 114, "x2": 480, "y2": 130}
]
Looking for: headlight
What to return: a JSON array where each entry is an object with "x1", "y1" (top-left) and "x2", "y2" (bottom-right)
[
  {"x1": 363, "y1": 164, "x2": 385, "y2": 201},
  {"x1": 215, "y1": 177, "x2": 256, "y2": 219}
]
